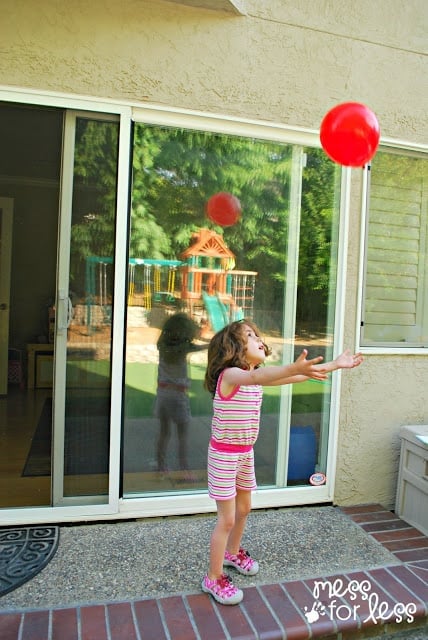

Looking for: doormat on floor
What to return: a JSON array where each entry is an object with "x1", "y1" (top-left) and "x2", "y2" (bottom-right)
[
  {"x1": 0, "y1": 526, "x2": 59, "y2": 597},
  {"x1": 22, "y1": 397, "x2": 110, "y2": 477}
]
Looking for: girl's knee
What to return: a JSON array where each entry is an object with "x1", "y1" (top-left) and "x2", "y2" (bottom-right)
[
  {"x1": 236, "y1": 503, "x2": 251, "y2": 520},
  {"x1": 235, "y1": 490, "x2": 252, "y2": 517},
  {"x1": 218, "y1": 512, "x2": 235, "y2": 532},
  {"x1": 215, "y1": 497, "x2": 238, "y2": 532}
]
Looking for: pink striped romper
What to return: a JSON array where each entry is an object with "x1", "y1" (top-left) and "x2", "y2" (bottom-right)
[{"x1": 207, "y1": 370, "x2": 263, "y2": 500}]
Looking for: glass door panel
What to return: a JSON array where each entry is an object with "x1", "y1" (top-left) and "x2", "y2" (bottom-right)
[
  {"x1": 122, "y1": 124, "x2": 296, "y2": 496},
  {"x1": 54, "y1": 113, "x2": 119, "y2": 504},
  {"x1": 122, "y1": 122, "x2": 340, "y2": 499},
  {"x1": 288, "y1": 148, "x2": 341, "y2": 486}
]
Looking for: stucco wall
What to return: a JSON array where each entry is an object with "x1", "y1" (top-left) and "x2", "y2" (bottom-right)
[
  {"x1": 1, "y1": 0, "x2": 427, "y2": 508},
  {"x1": 335, "y1": 354, "x2": 427, "y2": 507},
  {"x1": 1, "y1": 0, "x2": 426, "y2": 139}
]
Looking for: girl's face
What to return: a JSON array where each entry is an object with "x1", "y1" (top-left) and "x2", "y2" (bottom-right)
[{"x1": 242, "y1": 323, "x2": 267, "y2": 368}]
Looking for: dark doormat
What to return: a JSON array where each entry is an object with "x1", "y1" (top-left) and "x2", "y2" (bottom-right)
[
  {"x1": 22, "y1": 397, "x2": 110, "y2": 477},
  {"x1": 0, "y1": 526, "x2": 59, "y2": 597}
]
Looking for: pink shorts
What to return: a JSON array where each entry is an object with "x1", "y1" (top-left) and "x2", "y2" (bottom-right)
[{"x1": 207, "y1": 444, "x2": 257, "y2": 501}]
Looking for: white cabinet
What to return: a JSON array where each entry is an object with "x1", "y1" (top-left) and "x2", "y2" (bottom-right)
[{"x1": 395, "y1": 425, "x2": 428, "y2": 536}]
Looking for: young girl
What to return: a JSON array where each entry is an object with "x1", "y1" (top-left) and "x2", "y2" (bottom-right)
[
  {"x1": 201, "y1": 319, "x2": 363, "y2": 605},
  {"x1": 155, "y1": 312, "x2": 208, "y2": 479}
]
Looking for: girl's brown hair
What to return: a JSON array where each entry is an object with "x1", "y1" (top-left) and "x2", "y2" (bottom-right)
[
  {"x1": 204, "y1": 319, "x2": 271, "y2": 395},
  {"x1": 157, "y1": 312, "x2": 200, "y2": 363}
]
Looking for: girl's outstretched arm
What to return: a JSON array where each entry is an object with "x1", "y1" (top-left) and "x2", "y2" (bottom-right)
[
  {"x1": 268, "y1": 349, "x2": 363, "y2": 386},
  {"x1": 315, "y1": 349, "x2": 363, "y2": 373},
  {"x1": 223, "y1": 350, "x2": 327, "y2": 388}
]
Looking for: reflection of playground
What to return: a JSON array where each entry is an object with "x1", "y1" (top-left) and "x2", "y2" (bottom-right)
[
  {"x1": 70, "y1": 226, "x2": 331, "y2": 355},
  {"x1": 127, "y1": 228, "x2": 257, "y2": 332},
  {"x1": 66, "y1": 227, "x2": 260, "y2": 370},
  {"x1": 80, "y1": 228, "x2": 257, "y2": 339}
]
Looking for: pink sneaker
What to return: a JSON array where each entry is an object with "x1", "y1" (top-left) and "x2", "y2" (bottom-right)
[
  {"x1": 201, "y1": 573, "x2": 243, "y2": 605},
  {"x1": 224, "y1": 547, "x2": 259, "y2": 576}
]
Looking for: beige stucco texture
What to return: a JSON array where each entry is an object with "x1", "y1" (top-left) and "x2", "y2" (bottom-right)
[
  {"x1": 336, "y1": 356, "x2": 427, "y2": 506},
  {"x1": 1, "y1": 1, "x2": 426, "y2": 139},
  {"x1": 1, "y1": 0, "x2": 427, "y2": 508}
]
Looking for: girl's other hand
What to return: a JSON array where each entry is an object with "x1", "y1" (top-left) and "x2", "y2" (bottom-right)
[{"x1": 335, "y1": 349, "x2": 364, "y2": 369}]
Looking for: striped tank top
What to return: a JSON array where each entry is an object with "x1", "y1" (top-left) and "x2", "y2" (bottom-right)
[{"x1": 210, "y1": 370, "x2": 263, "y2": 448}]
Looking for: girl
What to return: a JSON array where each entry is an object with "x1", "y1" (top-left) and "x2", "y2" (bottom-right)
[
  {"x1": 201, "y1": 319, "x2": 363, "y2": 605},
  {"x1": 155, "y1": 313, "x2": 208, "y2": 479}
]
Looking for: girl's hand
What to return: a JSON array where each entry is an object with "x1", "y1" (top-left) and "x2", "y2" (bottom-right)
[
  {"x1": 334, "y1": 349, "x2": 363, "y2": 369},
  {"x1": 294, "y1": 350, "x2": 328, "y2": 381}
]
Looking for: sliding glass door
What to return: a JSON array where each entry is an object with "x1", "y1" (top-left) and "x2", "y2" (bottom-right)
[
  {"x1": 122, "y1": 118, "x2": 341, "y2": 501},
  {"x1": 0, "y1": 96, "x2": 342, "y2": 522},
  {"x1": 53, "y1": 112, "x2": 120, "y2": 506}
]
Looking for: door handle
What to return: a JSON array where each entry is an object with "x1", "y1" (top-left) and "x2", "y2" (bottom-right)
[
  {"x1": 0, "y1": 303, "x2": 7, "y2": 310},
  {"x1": 57, "y1": 290, "x2": 68, "y2": 331}
]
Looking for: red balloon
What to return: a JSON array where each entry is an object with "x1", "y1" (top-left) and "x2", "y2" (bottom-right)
[
  {"x1": 206, "y1": 192, "x2": 241, "y2": 227},
  {"x1": 320, "y1": 102, "x2": 380, "y2": 167}
]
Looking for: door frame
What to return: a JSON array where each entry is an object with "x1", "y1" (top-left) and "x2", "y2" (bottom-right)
[
  {"x1": 0, "y1": 197, "x2": 13, "y2": 395},
  {"x1": 52, "y1": 109, "x2": 132, "y2": 512}
]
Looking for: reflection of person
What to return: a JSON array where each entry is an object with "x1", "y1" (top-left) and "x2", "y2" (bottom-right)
[
  {"x1": 201, "y1": 319, "x2": 363, "y2": 605},
  {"x1": 155, "y1": 313, "x2": 208, "y2": 478}
]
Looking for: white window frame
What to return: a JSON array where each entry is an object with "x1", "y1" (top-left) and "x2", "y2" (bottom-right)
[{"x1": 357, "y1": 139, "x2": 428, "y2": 356}]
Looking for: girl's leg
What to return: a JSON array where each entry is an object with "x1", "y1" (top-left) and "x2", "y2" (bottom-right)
[
  {"x1": 176, "y1": 420, "x2": 197, "y2": 481},
  {"x1": 156, "y1": 417, "x2": 171, "y2": 471},
  {"x1": 208, "y1": 498, "x2": 236, "y2": 580},
  {"x1": 226, "y1": 489, "x2": 252, "y2": 555},
  {"x1": 176, "y1": 420, "x2": 189, "y2": 469}
]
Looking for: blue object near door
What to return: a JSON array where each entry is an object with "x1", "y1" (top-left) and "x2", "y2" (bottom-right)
[{"x1": 287, "y1": 425, "x2": 317, "y2": 481}]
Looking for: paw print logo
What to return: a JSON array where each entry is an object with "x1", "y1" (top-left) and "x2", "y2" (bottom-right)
[{"x1": 304, "y1": 601, "x2": 326, "y2": 623}]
